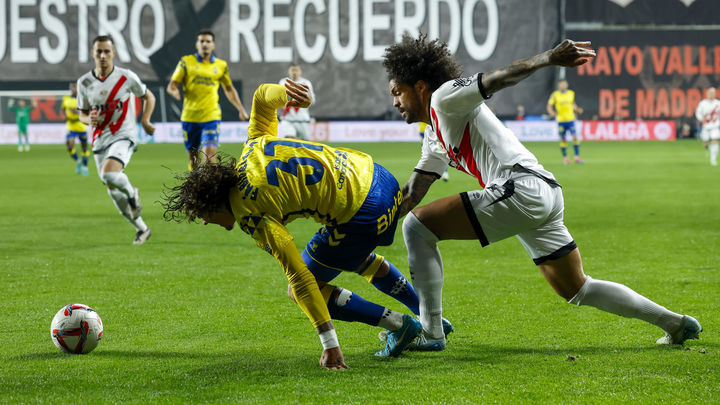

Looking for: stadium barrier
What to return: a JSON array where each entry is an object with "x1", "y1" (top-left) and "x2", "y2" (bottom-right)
[{"x1": 0, "y1": 120, "x2": 677, "y2": 145}]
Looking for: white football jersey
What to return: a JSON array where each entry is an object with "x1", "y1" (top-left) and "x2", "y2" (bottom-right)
[
  {"x1": 695, "y1": 98, "x2": 720, "y2": 130},
  {"x1": 278, "y1": 76, "x2": 314, "y2": 122},
  {"x1": 416, "y1": 73, "x2": 554, "y2": 188},
  {"x1": 76, "y1": 66, "x2": 147, "y2": 151}
]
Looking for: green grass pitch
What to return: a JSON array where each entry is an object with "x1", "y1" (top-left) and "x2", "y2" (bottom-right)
[{"x1": 1, "y1": 140, "x2": 718, "y2": 403}]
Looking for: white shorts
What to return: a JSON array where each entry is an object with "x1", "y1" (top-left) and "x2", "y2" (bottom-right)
[
  {"x1": 93, "y1": 139, "x2": 137, "y2": 179},
  {"x1": 280, "y1": 120, "x2": 310, "y2": 140},
  {"x1": 461, "y1": 173, "x2": 576, "y2": 264},
  {"x1": 701, "y1": 127, "x2": 720, "y2": 142}
]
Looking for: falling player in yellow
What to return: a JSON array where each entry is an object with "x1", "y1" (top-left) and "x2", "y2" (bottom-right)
[
  {"x1": 167, "y1": 29, "x2": 249, "y2": 170},
  {"x1": 61, "y1": 82, "x2": 90, "y2": 176},
  {"x1": 162, "y1": 81, "x2": 435, "y2": 370},
  {"x1": 547, "y1": 79, "x2": 584, "y2": 164}
]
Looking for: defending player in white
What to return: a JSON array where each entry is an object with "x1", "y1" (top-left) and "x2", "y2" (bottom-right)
[
  {"x1": 695, "y1": 87, "x2": 720, "y2": 166},
  {"x1": 77, "y1": 35, "x2": 156, "y2": 245},
  {"x1": 382, "y1": 35, "x2": 702, "y2": 351},
  {"x1": 278, "y1": 63, "x2": 315, "y2": 140}
]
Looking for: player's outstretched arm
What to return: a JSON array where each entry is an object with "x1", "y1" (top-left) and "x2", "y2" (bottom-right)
[
  {"x1": 141, "y1": 89, "x2": 156, "y2": 135},
  {"x1": 398, "y1": 171, "x2": 438, "y2": 218},
  {"x1": 222, "y1": 83, "x2": 249, "y2": 121},
  {"x1": 166, "y1": 80, "x2": 182, "y2": 101},
  {"x1": 482, "y1": 39, "x2": 596, "y2": 97}
]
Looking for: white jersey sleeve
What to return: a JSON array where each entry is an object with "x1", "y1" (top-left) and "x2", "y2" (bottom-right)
[
  {"x1": 695, "y1": 100, "x2": 705, "y2": 122},
  {"x1": 125, "y1": 69, "x2": 147, "y2": 98},
  {"x1": 415, "y1": 124, "x2": 450, "y2": 177},
  {"x1": 76, "y1": 78, "x2": 89, "y2": 111},
  {"x1": 432, "y1": 73, "x2": 490, "y2": 116}
]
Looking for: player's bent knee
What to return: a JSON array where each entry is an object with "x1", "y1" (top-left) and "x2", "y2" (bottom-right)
[{"x1": 402, "y1": 212, "x2": 438, "y2": 244}]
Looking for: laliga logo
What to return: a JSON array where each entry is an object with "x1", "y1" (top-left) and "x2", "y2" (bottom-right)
[
  {"x1": 608, "y1": 0, "x2": 696, "y2": 6},
  {"x1": 654, "y1": 122, "x2": 673, "y2": 141}
]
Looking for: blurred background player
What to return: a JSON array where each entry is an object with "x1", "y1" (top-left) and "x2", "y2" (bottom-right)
[
  {"x1": 8, "y1": 98, "x2": 36, "y2": 152},
  {"x1": 77, "y1": 35, "x2": 155, "y2": 245},
  {"x1": 61, "y1": 82, "x2": 90, "y2": 176},
  {"x1": 694, "y1": 86, "x2": 720, "y2": 166},
  {"x1": 167, "y1": 29, "x2": 249, "y2": 170},
  {"x1": 419, "y1": 122, "x2": 449, "y2": 181},
  {"x1": 163, "y1": 81, "x2": 436, "y2": 369},
  {"x1": 278, "y1": 63, "x2": 314, "y2": 140},
  {"x1": 547, "y1": 79, "x2": 583, "y2": 164}
]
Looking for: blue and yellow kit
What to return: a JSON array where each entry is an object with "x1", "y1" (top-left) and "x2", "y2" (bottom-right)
[
  {"x1": 229, "y1": 84, "x2": 401, "y2": 328},
  {"x1": 171, "y1": 53, "x2": 232, "y2": 123},
  {"x1": 548, "y1": 90, "x2": 576, "y2": 123}
]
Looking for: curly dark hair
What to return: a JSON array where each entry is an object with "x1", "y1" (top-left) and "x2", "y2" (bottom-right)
[
  {"x1": 382, "y1": 33, "x2": 463, "y2": 91},
  {"x1": 161, "y1": 154, "x2": 239, "y2": 223}
]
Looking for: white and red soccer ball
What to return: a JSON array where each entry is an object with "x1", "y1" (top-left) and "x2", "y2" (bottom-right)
[{"x1": 50, "y1": 304, "x2": 103, "y2": 354}]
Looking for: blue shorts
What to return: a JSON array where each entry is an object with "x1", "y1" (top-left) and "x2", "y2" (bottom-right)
[
  {"x1": 302, "y1": 163, "x2": 402, "y2": 282},
  {"x1": 558, "y1": 121, "x2": 576, "y2": 139},
  {"x1": 66, "y1": 131, "x2": 88, "y2": 143},
  {"x1": 182, "y1": 120, "x2": 220, "y2": 152}
]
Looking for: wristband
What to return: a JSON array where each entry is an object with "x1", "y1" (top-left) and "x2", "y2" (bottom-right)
[{"x1": 319, "y1": 328, "x2": 339, "y2": 350}]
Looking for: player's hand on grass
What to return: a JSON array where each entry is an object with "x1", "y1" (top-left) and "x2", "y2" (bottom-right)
[
  {"x1": 549, "y1": 39, "x2": 596, "y2": 68},
  {"x1": 320, "y1": 347, "x2": 348, "y2": 370},
  {"x1": 142, "y1": 120, "x2": 156, "y2": 135},
  {"x1": 284, "y1": 79, "x2": 313, "y2": 109}
]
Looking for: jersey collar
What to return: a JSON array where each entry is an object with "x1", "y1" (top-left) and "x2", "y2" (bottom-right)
[
  {"x1": 92, "y1": 66, "x2": 115, "y2": 82},
  {"x1": 195, "y1": 52, "x2": 216, "y2": 63}
]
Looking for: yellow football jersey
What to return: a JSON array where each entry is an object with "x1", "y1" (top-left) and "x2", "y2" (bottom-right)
[
  {"x1": 170, "y1": 53, "x2": 232, "y2": 123},
  {"x1": 229, "y1": 84, "x2": 375, "y2": 327},
  {"x1": 548, "y1": 90, "x2": 576, "y2": 122},
  {"x1": 61, "y1": 95, "x2": 87, "y2": 133}
]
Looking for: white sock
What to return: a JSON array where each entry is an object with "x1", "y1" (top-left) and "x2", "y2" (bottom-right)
[
  {"x1": 402, "y1": 212, "x2": 444, "y2": 339},
  {"x1": 569, "y1": 276, "x2": 683, "y2": 334},
  {"x1": 107, "y1": 189, "x2": 146, "y2": 232},
  {"x1": 709, "y1": 142, "x2": 718, "y2": 163},
  {"x1": 378, "y1": 309, "x2": 404, "y2": 331},
  {"x1": 132, "y1": 217, "x2": 148, "y2": 232},
  {"x1": 102, "y1": 171, "x2": 135, "y2": 198}
]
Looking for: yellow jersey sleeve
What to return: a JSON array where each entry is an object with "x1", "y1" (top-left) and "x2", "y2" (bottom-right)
[
  {"x1": 219, "y1": 61, "x2": 232, "y2": 87},
  {"x1": 242, "y1": 215, "x2": 331, "y2": 327},
  {"x1": 62, "y1": 95, "x2": 87, "y2": 132},
  {"x1": 247, "y1": 84, "x2": 288, "y2": 139},
  {"x1": 170, "y1": 59, "x2": 186, "y2": 83}
]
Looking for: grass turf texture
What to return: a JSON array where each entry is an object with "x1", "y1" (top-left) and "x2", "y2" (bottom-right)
[{"x1": 0, "y1": 140, "x2": 718, "y2": 403}]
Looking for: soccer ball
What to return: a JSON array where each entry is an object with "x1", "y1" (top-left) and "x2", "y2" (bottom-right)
[{"x1": 50, "y1": 304, "x2": 103, "y2": 354}]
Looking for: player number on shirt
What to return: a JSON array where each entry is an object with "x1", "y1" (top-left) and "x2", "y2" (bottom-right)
[{"x1": 264, "y1": 140, "x2": 325, "y2": 186}]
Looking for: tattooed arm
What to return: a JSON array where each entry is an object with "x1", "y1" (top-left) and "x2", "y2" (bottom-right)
[
  {"x1": 481, "y1": 39, "x2": 596, "y2": 96},
  {"x1": 398, "y1": 171, "x2": 438, "y2": 218}
]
